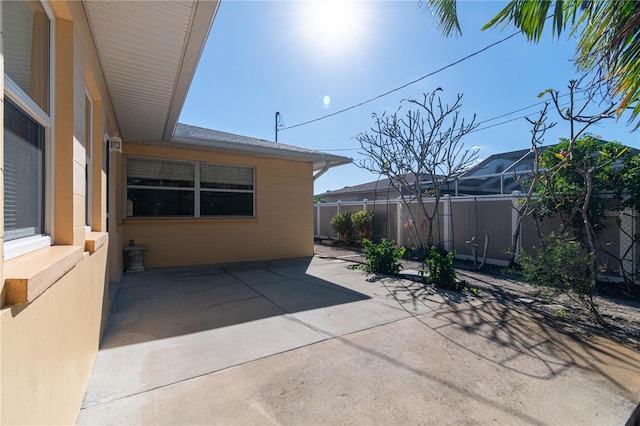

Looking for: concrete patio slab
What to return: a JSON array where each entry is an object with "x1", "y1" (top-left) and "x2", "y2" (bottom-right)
[
  {"x1": 303, "y1": 262, "x2": 443, "y2": 312},
  {"x1": 78, "y1": 256, "x2": 640, "y2": 425},
  {"x1": 83, "y1": 300, "x2": 326, "y2": 407},
  {"x1": 290, "y1": 298, "x2": 410, "y2": 339},
  {"x1": 81, "y1": 256, "x2": 415, "y2": 410}
]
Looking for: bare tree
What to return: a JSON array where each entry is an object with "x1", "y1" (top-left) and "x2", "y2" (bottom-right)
[
  {"x1": 507, "y1": 103, "x2": 556, "y2": 268},
  {"x1": 356, "y1": 89, "x2": 478, "y2": 248}
]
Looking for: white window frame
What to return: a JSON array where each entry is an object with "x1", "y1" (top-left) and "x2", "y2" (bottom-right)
[
  {"x1": 3, "y1": 0, "x2": 56, "y2": 260},
  {"x1": 125, "y1": 157, "x2": 255, "y2": 218}
]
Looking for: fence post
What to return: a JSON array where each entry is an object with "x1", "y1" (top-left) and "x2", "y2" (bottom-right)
[
  {"x1": 620, "y1": 208, "x2": 636, "y2": 281},
  {"x1": 511, "y1": 197, "x2": 520, "y2": 257},
  {"x1": 396, "y1": 201, "x2": 403, "y2": 246},
  {"x1": 443, "y1": 194, "x2": 452, "y2": 252},
  {"x1": 315, "y1": 204, "x2": 320, "y2": 237},
  {"x1": 363, "y1": 199, "x2": 368, "y2": 211}
]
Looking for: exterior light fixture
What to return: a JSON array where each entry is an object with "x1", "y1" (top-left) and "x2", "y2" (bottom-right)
[{"x1": 106, "y1": 132, "x2": 123, "y2": 153}]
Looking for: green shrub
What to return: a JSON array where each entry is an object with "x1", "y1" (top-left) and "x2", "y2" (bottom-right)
[
  {"x1": 362, "y1": 238, "x2": 406, "y2": 275},
  {"x1": 519, "y1": 233, "x2": 603, "y2": 324},
  {"x1": 330, "y1": 211, "x2": 354, "y2": 243},
  {"x1": 352, "y1": 210, "x2": 374, "y2": 241},
  {"x1": 403, "y1": 244, "x2": 431, "y2": 261},
  {"x1": 423, "y1": 246, "x2": 459, "y2": 291}
]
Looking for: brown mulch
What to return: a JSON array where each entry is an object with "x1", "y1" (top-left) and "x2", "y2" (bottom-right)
[{"x1": 314, "y1": 241, "x2": 640, "y2": 349}]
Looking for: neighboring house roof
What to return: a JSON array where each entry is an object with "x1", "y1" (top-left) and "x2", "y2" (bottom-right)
[
  {"x1": 127, "y1": 123, "x2": 352, "y2": 171},
  {"x1": 317, "y1": 176, "x2": 404, "y2": 200},
  {"x1": 318, "y1": 176, "x2": 394, "y2": 197},
  {"x1": 318, "y1": 141, "x2": 639, "y2": 199},
  {"x1": 454, "y1": 147, "x2": 535, "y2": 195},
  {"x1": 83, "y1": 0, "x2": 219, "y2": 142},
  {"x1": 460, "y1": 148, "x2": 534, "y2": 178},
  {"x1": 457, "y1": 141, "x2": 640, "y2": 194},
  {"x1": 317, "y1": 173, "x2": 443, "y2": 199}
]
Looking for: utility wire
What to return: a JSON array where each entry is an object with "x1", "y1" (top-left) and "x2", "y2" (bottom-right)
[
  {"x1": 280, "y1": 31, "x2": 521, "y2": 131},
  {"x1": 474, "y1": 99, "x2": 550, "y2": 126},
  {"x1": 317, "y1": 96, "x2": 587, "y2": 152},
  {"x1": 474, "y1": 89, "x2": 590, "y2": 126},
  {"x1": 469, "y1": 96, "x2": 587, "y2": 133}
]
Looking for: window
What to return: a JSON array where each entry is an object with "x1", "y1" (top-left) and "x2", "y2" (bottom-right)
[
  {"x1": 4, "y1": 101, "x2": 46, "y2": 241},
  {"x1": 200, "y1": 163, "x2": 254, "y2": 216},
  {"x1": 126, "y1": 157, "x2": 254, "y2": 218},
  {"x1": 3, "y1": 0, "x2": 53, "y2": 259},
  {"x1": 3, "y1": 0, "x2": 50, "y2": 113},
  {"x1": 85, "y1": 93, "x2": 93, "y2": 228}
]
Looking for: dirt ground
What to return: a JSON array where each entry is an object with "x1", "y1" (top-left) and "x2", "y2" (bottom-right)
[{"x1": 314, "y1": 242, "x2": 640, "y2": 349}]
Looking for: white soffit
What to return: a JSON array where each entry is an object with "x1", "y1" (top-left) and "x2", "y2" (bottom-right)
[{"x1": 82, "y1": 0, "x2": 218, "y2": 142}]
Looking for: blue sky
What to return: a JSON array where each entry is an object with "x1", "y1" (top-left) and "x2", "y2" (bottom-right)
[{"x1": 180, "y1": 0, "x2": 640, "y2": 194}]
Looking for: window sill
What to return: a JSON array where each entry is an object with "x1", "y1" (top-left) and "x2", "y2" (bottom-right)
[
  {"x1": 123, "y1": 217, "x2": 258, "y2": 225},
  {"x1": 4, "y1": 235, "x2": 52, "y2": 261},
  {"x1": 85, "y1": 232, "x2": 108, "y2": 254},
  {"x1": 3, "y1": 245, "x2": 84, "y2": 306}
]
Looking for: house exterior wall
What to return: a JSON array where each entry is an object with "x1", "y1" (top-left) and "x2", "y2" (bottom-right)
[
  {"x1": 108, "y1": 150, "x2": 125, "y2": 282},
  {"x1": 121, "y1": 144, "x2": 314, "y2": 268},
  {"x1": 0, "y1": 247, "x2": 109, "y2": 425},
  {"x1": 1, "y1": 1, "x2": 116, "y2": 423}
]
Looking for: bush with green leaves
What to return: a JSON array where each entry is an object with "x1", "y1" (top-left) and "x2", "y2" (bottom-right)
[
  {"x1": 362, "y1": 238, "x2": 405, "y2": 275},
  {"x1": 423, "y1": 246, "x2": 459, "y2": 291},
  {"x1": 403, "y1": 244, "x2": 435, "y2": 262},
  {"x1": 535, "y1": 137, "x2": 628, "y2": 244},
  {"x1": 519, "y1": 233, "x2": 603, "y2": 325},
  {"x1": 330, "y1": 211, "x2": 354, "y2": 243},
  {"x1": 352, "y1": 210, "x2": 374, "y2": 241}
]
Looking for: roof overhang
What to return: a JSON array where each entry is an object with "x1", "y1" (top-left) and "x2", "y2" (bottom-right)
[
  {"x1": 82, "y1": 0, "x2": 219, "y2": 142},
  {"x1": 126, "y1": 124, "x2": 352, "y2": 171}
]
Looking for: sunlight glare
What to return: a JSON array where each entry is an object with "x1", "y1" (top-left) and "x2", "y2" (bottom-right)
[{"x1": 304, "y1": 0, "x2": 364, "y2": 54}]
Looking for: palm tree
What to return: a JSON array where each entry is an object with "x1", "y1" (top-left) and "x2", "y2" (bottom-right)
[{"x1": 424, "y1": 0, "x2": 640, "y2": 128}]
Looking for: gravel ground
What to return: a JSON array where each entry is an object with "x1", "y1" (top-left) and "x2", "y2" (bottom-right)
[{"x1": 314, "y1": 241, "x2": 640, "y2": 349}]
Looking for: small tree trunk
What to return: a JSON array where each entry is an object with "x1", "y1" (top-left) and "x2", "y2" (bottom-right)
[{"x1": 580, "y1": 171, "x2": 600, "y2": 284}]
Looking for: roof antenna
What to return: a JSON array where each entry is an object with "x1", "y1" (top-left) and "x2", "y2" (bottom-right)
[{"x1": 275, "y1": 111, "x2": 284, "y2": 142}]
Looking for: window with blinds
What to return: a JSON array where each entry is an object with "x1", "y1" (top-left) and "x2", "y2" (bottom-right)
[
  {"x1": 3, "y1": 0, "x2": 53, "y2": 258},
  {"x1": 126, "y1": 157, "x2": 254, "y2": 218},
  {"x1": 200, "y1": 163, "x2": 253, "y2": 190},
  {"x1": 127, "y1": 157, "x2": 195, "y2": 188},
  {"x1": 4, "y1": 101, "x2": 45, "y2": 241},
  {"x1": 200, "y1": 163, "x2": 254, "y2": 216}
]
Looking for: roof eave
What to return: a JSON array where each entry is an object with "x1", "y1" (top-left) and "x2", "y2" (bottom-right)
[
  {"x1": 83, "y1": 0, "x2": 220, "y2": 142},
  {"x1": 162, "y1": 1, "x2": 220, "y2": 141},
  {"x1": 128, "y1": 136, "x2": 352, "y2": 171}
]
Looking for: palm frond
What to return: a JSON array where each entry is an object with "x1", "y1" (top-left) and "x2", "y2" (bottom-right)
[
  {"x1": 482, "y1": 0, "x2": 569, "y2": 42},
  {"x1": 423, "y1": 0, "x2": 462, "y2": 37}
]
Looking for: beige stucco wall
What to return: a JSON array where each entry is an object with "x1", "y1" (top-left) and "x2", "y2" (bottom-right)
[
  {"x1": 108, "y1": 151, "x2": 125, "y2": 283},
  {"x1": 0, "y1": 245, "x2": 109, "y2": 425},
  {"x1": 1, "y1": 1, "x2": 117, "y2": 424},
  {"x1": 121, "y1": 144, "x2": 314, "y2": 268}
]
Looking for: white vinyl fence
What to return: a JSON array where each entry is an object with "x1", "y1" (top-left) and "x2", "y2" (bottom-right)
[{"x1": 314, "y1": 194, "x2": 639, "y2": 283}]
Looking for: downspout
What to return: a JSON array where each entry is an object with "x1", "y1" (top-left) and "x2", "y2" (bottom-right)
[{"x1": 313, "y1": 160, "x2": 331, "y2": 181}]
